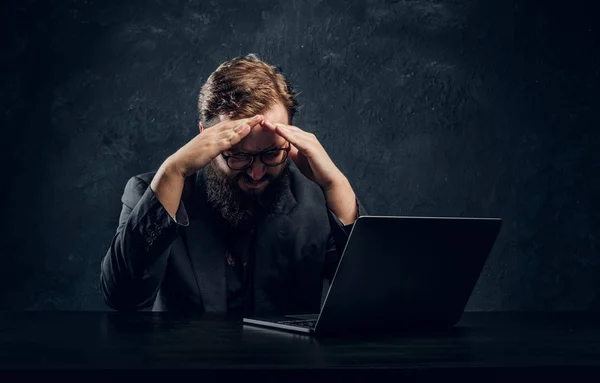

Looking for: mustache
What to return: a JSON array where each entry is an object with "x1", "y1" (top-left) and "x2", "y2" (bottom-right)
[
  {"x1": 235, "y1": 172, "x2": 274, "y2": 183},
  {"x1": 204, "y1": 160, "x2": 292, "y2": 228}
]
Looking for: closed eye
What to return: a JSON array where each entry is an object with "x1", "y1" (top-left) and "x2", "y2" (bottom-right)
[
  {"x1": 229, "y1": 146, "x2": 278, "y2": 157},
  {"x1": 262, "y1": 150, "x2": 281, "y2": 158}
]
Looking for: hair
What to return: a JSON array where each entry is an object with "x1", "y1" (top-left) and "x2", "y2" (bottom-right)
[{"x1": 198, "y1": 53, "x2": 300, "y2": 128}]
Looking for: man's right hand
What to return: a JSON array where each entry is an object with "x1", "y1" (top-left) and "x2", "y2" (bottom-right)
[
  {"x1": 149, "y1": 114, "x2": 264, "y2": 220},
  {"x1": 168, "y1": 114, "x2": 264, "y2": 177}
]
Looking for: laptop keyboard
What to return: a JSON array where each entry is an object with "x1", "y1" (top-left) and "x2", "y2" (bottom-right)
[{"x1": 276, "y1": 319, "x2": 317, "y2": 328}]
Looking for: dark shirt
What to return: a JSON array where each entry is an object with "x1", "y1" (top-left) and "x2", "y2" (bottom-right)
[
  {"x1": 224, "y1": 223, "x2": 256, "y2": 316},
  {"x1": 221, "y1": 206, "x2": 357, "y2": 316}
]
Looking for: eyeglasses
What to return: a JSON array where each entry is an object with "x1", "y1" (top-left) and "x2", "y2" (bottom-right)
[{"x1": 221, "y1": 143, "x2": 291, "y2": 171}]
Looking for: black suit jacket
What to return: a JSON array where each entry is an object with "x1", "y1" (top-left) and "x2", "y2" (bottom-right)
[{"x1": 100, "y1": 164, "x2": 366, "y2": 315}]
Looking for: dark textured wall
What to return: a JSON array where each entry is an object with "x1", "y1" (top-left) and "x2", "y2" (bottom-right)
[{"x1": 0, "y1": 0, "x2": 598, "y2": 310}]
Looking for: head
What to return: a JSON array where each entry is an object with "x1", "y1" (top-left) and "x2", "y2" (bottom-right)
[{"x1": 197, "y1": 53, "x2": 300, "y2": 228}]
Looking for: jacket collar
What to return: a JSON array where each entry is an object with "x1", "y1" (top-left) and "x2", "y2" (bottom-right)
[{"x1": 180, "y1": 162, "x2": 300, "y2": 313}]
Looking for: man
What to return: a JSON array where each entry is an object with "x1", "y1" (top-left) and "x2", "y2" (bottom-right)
[{"x1": 100, "y1": 53, "x2": 367, "y2": 316}]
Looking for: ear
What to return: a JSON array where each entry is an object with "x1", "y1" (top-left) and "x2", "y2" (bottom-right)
[{"x1": 199, "y1": 122, "x2": 204, "y2": 133}]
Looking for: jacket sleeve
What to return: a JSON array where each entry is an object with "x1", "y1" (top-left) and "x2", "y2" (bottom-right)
[
  {"x1": 100, "y1": 175, "x2": 189, "y2": 311},
  {"x1": 323, "y1": 198, "x2": 368, "y2": 281}
]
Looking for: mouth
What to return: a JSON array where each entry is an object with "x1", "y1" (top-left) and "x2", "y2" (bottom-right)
[{"x1": 242, "y1": 178, "x2": 267, "y2": 189}]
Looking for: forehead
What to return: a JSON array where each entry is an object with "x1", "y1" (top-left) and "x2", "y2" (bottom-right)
[{"x1": 223, "y1": 103, "x2": 289, "y2": 152}]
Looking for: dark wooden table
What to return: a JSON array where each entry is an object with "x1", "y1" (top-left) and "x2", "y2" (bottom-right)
[{"x1": 0, "y1": 311, "x2": 599, "y2": 382}]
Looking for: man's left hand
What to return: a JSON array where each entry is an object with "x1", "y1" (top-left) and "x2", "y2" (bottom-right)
[{"x1": 260, "y1": 120, "x2": 344, "y2": 190}]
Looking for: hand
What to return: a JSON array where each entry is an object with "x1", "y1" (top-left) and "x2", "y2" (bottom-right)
[
  {"x1": 260, "y1": 120, "x2": 344, "y2": 190},
  {"x1": 169, "y1": 115, "x2": 264, "y2": 178}
]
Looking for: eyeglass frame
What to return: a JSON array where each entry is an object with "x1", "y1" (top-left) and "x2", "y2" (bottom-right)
[{"x1": 221, "y1": 143, "x2": 291, "y2": 171}]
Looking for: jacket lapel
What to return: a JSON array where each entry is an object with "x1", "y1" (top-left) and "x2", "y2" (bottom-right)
[
  {"x1": 181, "y1": 169, "x2": 227, "y2": 313},
  {"x1": 183, "y1": 217, "x2": 227, "y2": 313}
]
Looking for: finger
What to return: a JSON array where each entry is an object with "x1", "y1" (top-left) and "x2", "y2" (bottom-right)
[
  {"x1": 216, "y1": 130, "x2": 250, "y2": 152},
  {"x1": 261, "y1": 119, "x2": 297, "y2": 133},
  {"x1": 235, "y1": 115, "x2": 263, "y2": 130},
  {"x1": 262, "y1": 120, "x2": 292, "y2": 137},
  {"x1": 274, "y1": 124, "x2": 314, "y2": 151},
  {"x1": 268, "y1": 122, "x2": 297, "y2": 144},
  {"x1": 217, "y1": 116, "x2": 260, "y2": 142},
  {"x1": 249, "y1": 114, "x2": 265, "y2": 127},
  {"x1": 214, "y1": 114, "x2": 263, "y2": 133},
  {"x1": 284, "y1": 124, "x2": 306, "y2": 134},
  {"x1": 214, "y1": 122, "x2": 253, "y2": 151},
  {"x1": 268, "y1": 122, "x2": 307, "y2": 135},
  {"x1": 261, "y1": 119, "x2": 286, "y2": 135},
  {"x1": 260, "y1": 119, "x2": 278, "y2": 132},
  {"x1": 261, "y1": 120, "x2": 314, "y2": 153},
  {"x1": 215, "y1": 122, "x2": 248, "y2": 139},
  {"x1": 288, "y1": 144, "x2": 300, "y2": 162},
  {"x1": 269, "y1": 122, "x2": 313, "y2": 142}
]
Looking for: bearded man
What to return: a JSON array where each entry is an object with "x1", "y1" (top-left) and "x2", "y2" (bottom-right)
[{"x1": 100, "y1": 53, "x2": 367, "y2": 315}]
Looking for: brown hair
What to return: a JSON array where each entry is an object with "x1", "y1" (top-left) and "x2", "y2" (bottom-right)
[{"x1": 198, "y1": 53, "x2": 300, "y2": 128}]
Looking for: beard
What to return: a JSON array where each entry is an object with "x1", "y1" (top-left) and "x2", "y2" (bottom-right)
[{"x1": 204, "y1": 160, "x2": 292, "y2": 229}]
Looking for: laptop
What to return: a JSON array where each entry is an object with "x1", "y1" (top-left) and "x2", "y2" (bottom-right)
[{"x1": 243, "y1": 215, "x2": 502, "y2": 336}]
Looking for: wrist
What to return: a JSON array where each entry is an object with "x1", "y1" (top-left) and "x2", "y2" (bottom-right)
[
  {"x1": 163, "y1": 155, "x2": 188, "y2": 179},
  {"x1": 322, "y1": 175, "x2": 357, "y2": 225},
  {"x1": 322, "y1": 172, "x2": 349, "y2": 193}
]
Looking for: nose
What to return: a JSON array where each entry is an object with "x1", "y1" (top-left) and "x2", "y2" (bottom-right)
[{"x1": 247, "y1": 159, "x2": 266, "y2": 181}]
